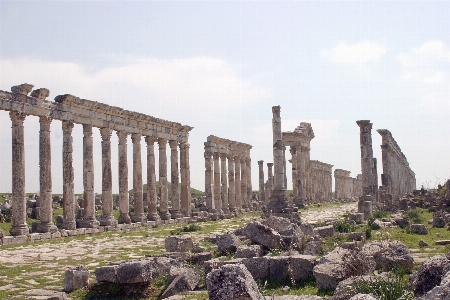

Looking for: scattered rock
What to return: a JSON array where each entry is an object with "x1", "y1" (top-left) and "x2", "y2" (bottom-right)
[
  {"x1": 216, "y1": 233, "x2": 240, "y2": 255},
  {"x1": 313, "y1": 225, "x2": 334, "y2": 238},
  {"x1": 234, "y1": 245, "x2": 263, "y2": 258},
  {"x1": 161, "y1": 267, "x2": 200, "y2": 298},
  {"x1": 418, "y1": 240, "x2": 429, "y2": 247},
  {"x1": 410, "y1": 255, "x2": 450, "y2": 296},
  {"x1": 415, "y1": 270, "x2": 450, "y2": 299},
  {"x1": 241, "y1": 221, "x2": 284, "y2": 250},
  {"x1": 411, "y1": 224, "x2": 428, "y2": 235},
  {"x1": 165, "y1": 235, "x2": 194, "y2": 253},
  {"x1": 64, "y1": 265, "x2": 89, "y2": 292}
]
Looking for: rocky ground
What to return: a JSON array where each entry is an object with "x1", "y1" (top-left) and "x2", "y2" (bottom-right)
[{"x1": 0, "y1": 202, "x2": 357, "y2": 299}]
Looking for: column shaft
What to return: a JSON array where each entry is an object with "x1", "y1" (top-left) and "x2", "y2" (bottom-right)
[
  {"x1": 117, "y1": 131, "x2": 131, "y2": 224},
  {"x1": 62, "y1": 121, "x2": 76, "y2": 230},
  {"x1": 158, "y1": 138, "x2": 171, "y2": 220},
  {"x1": 240, "y1": 158, "x2": 247, "y2": 209},
  {"x1": 213, "y1": 153, "x2": 222, "y2": 213},
  {"x1": 220, "y1": 153, "x2": 229, "y2": 214},
  {"x1": 131, "y1": 133, "x2": 145, "y2": 222},
  {"x1": 180, "y1": 142, "x2": 191, "y2": 217},
  {"x1": 234, "y1": 156, "x2": 242, "y2": 212},
  {"x1": 228, "y1": 155, "x2": 236, "y2": 212},
  {"x1": 258, "y1": 160, "x2": 265, "y2": 203},
  {"x1": 169, "y1": 140, "x2": 182, "y2": 218},
  {"x1": 99, "y1": 128, "x2": 116, "y2": 226},
  {"x1": 145, "y1": 137, "x2": 160, "y2": 221},
  {"x1": 204, "y1": 143, "x2": 215, "y2": 212}
]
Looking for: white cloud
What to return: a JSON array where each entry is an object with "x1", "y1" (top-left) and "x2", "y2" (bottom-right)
[
  {"x1": 321, "y1": 40, "x2": 387, "y2": 65},
  {"x1": 397, "y1": 40, "x2": 450, "y2": 67}
]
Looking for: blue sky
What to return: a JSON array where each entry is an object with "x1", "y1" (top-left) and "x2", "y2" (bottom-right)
[{"x1": 0, "y1": 1, "x2": 449, "y2": 194}]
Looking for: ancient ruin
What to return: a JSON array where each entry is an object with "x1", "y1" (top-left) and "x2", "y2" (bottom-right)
[
  {"x1": 310, "y1": 160, "x2": 333, "y2": 203},
  {"x1": 204, "y1": 135, "x2": 253, "y2": 216},
  {"x1": 334, "y1": 169, "x2": 362, "y2": 200},
  {"x1": 2, "y1": 83, "x2": 193, "y2": 236}
]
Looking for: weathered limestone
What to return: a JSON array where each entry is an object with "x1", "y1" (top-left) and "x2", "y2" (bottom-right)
[
  {"x1": 169, "y1": 140, "x2": 181, "y2": 219},
  {"x1": 240, "y1": 157, "x2": 248, "y2": 210},
  {"x1": 33, "y1": 116, "x2": 57, "y2": 233},
  {"x1": 117, "y1": 131, "x2": 131, "y2": 224},
  {"x1": 334, "y1": 169, "x2": 353, "y2": 199},
  {"x1": 228, "y1": 154, "x2": 236, "y2": 212},
  {"x1": 258, "y1": 160, "x2": 265, "y2": 204},
  {"x1": 377, "y1": 129, "x2": 416, "y2": 207},
  {"x1": 158, "y1": 138, "x2": 171, "y2": 220},
  {"x1": 204, "y1": 142, "x2": 215, "y2": 213},
  {"x1": 310, "y1": 160, "x2": 333, "y2": 203},
  {"x1": 61, "y1": 121, "x2": 76, "y2": 230},
  {"x1": 352, "y1": 174, "x2": 363, "y2": 198},
  {"x1": 246, "y1": 157, "x2": 252, "y2": 209},
  {"x1": 98, "y1": 128, "x2": 116, "y2": 226},
  {"x1": 267, "y1": 162, "x2": 274, "y2": 197},
  {"x1": 131, "y1": 133, "x2": 145, "y2": 223},
  {"x1": 213, "y1": 152, "x2": 222, "y2": 214},
  {"x1": 180, "y1": 142, "x2": 191, "y2": 217},
  {"x1": 234, "y1": 155, "x2": 242, "y2": 211},
  {"x1": 145, "y1": 136, "x2": 160, "y2": 221},
  {"x1": 77, "y1": 124, "x2": 99, "y2": 228},
  {"x1": 356, "y1": 120, "x2": 376, "y2": 197},
  {"x1": 10, "y1": 110, "x2": 29, "y2": 236},
  {"x1": 220, "y1": 153, "x2": 229, "y2": 214}
]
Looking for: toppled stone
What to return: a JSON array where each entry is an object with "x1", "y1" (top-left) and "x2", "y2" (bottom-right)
[
  {"x1": 370, "y1": 219, "x2": 384, "y2": 230},
  {"x1": 234, "y1": 245, "x2": 263, "y2": 258},
  {"x1": 161, "y1": 267, "x2": 200, "y2": 298},
  {"x1": 411, "y1": 224, "x2": 428, "y2": 235},
  {"x1": 242, "y1": 256, "x2": 270, "y2": 280},
  {"x1": 433, "y1": 216, "x2": 446, "y2": 228},
  {"x1": 206, "y1": 264, "x2": 264, "y2": 300},
  {"x1": 241, "y1": 221, "x2": 284, "y2": 250},
  {"x1": 263, "y1": 215, "x2": 305, "y2": 250},
  {"x1": 303, "y1": 240, "x2": 322, "y2": 256},
  {"x1": 64, "y1": 265, "x2": 89, "y2": 292},
  {"x1": 348, "y1": 213, "x2": 364, "y2": 224},
  {"x1": 415, "y1": 270, "x2": 450, "y2": 300},
  {"x1": 299, "y1": 223, "x2": 315, "y2": 236},
  {"x1": 165, "y1": 235, "x2": 194, "y2": 252},
  {"x1": 436, "y1": 240, "x2": 450, "y2": 245},
  {"x1": 290, "y1": 255, "x2": 316, "y2": 281},
  {"x1": 375, "y1": 241, "x2": 414, "y2": 272},
  {"x1": 410, "y1": 255, "x2": 450, "y2": 296},
  {"x1": 391, "y1": 213, "x2": 410, "y2": 229},
  {"x1": 313, "y1": 225, "x2": 334, "y2": 238},
  {"x1": 347, "y1": 232, "x2": 366, "y2": 242},
  {"x1": 418, "y1": 240, "x2": 429, "y2": 247},
  {"x1": 216, "y1": 233, "x2": 240, "y2": 255}
]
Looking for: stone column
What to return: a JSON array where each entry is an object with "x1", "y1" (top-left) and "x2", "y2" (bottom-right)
[
  {"x1": 117, "y1": 131, "x2": 131, "y2": 224},
  {"x1": 61, "y1": 121, "x2": 76, "y2": 230},
  {"x1": 9, "y1": 111, "x2": 28, "y2": 236},
  {"x1": 98, "y1": 128, "x2": 116, "y2": 226},
  {"x1": 247, "y1": 157, "x2": 252, "y2": 209},
  {"x1": 234, "y1": 155, "x2": 242, "y2": 212},
  {"x1": 131, "y1": 133, "x2": 145, "y2": 223},
  {"x1": 32, "y1": 116, "x2": 57, "y2": 233},
  {"x1": 77, "y1": 124, "x2": 99, "y2": 228},
  {"x1": 356, "y1": 120, "x2": 374, "y2": 196},
  {"x1": 204, "y1": 143, "x2": 215, "y2": 212},
  {"x1": 240, "y1": 157, "x2": 247, "y2": 210},
  {"x1": 267, "y1": 163, "x2": 274, "y2": 195},
  {"x1": 220, "y1": 153, "x2": 229, "y2": 214},
  {"x1": 258, "y1": 160, "x2": 265, "y2": 203},
  {"x1": 169, "y1": 140, "x2": 182, "y2": 219},
  {"x1": 228, "y1": 154, "x2": 236, "y2": 212},
  {"x1": 213, "y1": 152, "x2": 222, "y2": 214},
  {"x1": 145, "y1": 136, "x2": 160, "y2": 221},
  {"x1": 283, "y1": 146, "x2": 287, "y2": 190},
  {"x1": 295, "y1": 147, "x2": 304, "y2": 207},
  {"x1": 158, "y1": 138, "x2": 171, "y2": 220},
  {"x1": 290, "y1": 146, "x2": 301, "y2": 207},
  {"x1": 180, "y1": 142, "x2": 191, "y2": 217},
  {"x1": 266, "y1": 106, "x2": 290, "y2": 213}
]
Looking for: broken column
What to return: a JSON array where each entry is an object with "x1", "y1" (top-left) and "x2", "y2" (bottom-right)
[{"x1": 356, "y1": 120, "x2": 375, "y2": 196}]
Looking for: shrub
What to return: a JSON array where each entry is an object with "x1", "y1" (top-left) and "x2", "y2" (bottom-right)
[
  {"x1": 170, "y1": 224, "x2": 202, "y2": 235},
  {"x1": 334, "y1": 219, "x2": 356, "y2": 233},
  {"x1": 365, "y1": 227, "x2": 372, "y2": 239},
  {"x1": 351, "y1": 271, "x2": 414, "y2": 300},
  {"x1": 404, "y1": 209, "x2": 422, "y2": 224},
  {"x1": 373, "y1": 209, "x2": 389, "y2": 219}
]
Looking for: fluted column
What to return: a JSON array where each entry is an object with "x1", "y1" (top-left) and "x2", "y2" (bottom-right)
[
  {"x1": 9, "y1": 111, "x2": 28, "y2": 236},
  {"x1": 117, "y1": 131, "x2": 131, "y2": 224},
  {"x1": 234, "y1": 155, "x2": 242, "y2": 212},
  {"x1": 158, "y1": 138, "x2": 171, "y2": 220},
  {"x1": 213, "y1": 152, "x2": 222, "y2": 214},
  {"x1": 240, "y1": 157, "x2": 247, "y2": 209},
  {"x1": 228, "y1": 154, "x2": 236, "y2": 212},
  {"x1": 131, "y1": 133, "x2": 145, "y2": 222},
  {"x1": 98, "y1": 128, "x2": 116, "y2": 226},
  {"x1": 169, "y1": 140, "x2": 182, "y2": 219},
  {"x1": 61, "y1": 121, "x2": 76, "y2": 230},
  {"x1": 145, "y1": 136, "x2": 160, "y2": 221},
  {"x1": 204, "y1": 143, "x2": 215, "y2": 212},
  {"x1": 32, "y1": 116, "x2": 57, "y2": 233},
  {"x1": 180, "y1": 142, "x2": 191, "y2": 217},
  {"x1": 77, "y1": 124, "x2": 99, "y2": 228},
  {"x1": 258, "y1": 160, "x2": 265, "y2": 203},
  {"x1": 220, "y1": 153, "x2": 229, "y2": 214}
]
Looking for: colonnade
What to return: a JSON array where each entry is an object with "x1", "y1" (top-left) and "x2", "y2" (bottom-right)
[
  {"x1": 204, "y1": 135, "x2": 252, "y2": 215},
  {"x1": 4, "y1": 84, "x2": 193, "y2": 236}
]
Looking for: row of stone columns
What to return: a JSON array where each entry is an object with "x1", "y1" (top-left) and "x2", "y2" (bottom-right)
[{"x1": 9, "y1": 113, "x2": 191, "y2": 235}]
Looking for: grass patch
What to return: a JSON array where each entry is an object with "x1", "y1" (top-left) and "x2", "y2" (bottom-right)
[{"x1": 334, "y1": 219, "x2": 356, "y2": 233}]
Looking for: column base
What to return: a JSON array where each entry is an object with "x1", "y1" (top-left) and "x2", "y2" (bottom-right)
[
  {"x1": 160, "y1": 211, "x2": 172, "y2": 220},
  {"x1": 76, "y1": 217, "x2": 100, "y2": 228},
  {"x1": 131, "y1": 214, "x2": 147, "y2": 223},
  {"x1": 169, "y1": 209, "x2": 183, "y2": 219},
  {"x1": 118, "y1": 213, "x2": 131, "y2": 224},
  {"x1": 60, "y1": 219, "x2": 77, "y2": 230},
  {"x1": 294, "y1": 197, "x2": 305, "y2": 209},
  {"x1": 31, "y1": 222, "x2": 58, "y2": 233},
  {"x1": 147, "y1": 212, "x2": 161, "y2": 222},
  {"x1": 98, "y1": 215, "x2": 118, "y2": 226},
  {"x1": 10, "y1": 224, "x2": 29, "y2": 236}
]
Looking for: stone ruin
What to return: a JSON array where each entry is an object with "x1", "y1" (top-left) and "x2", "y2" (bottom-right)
[
  {"x1": 1, "y1": 83, "x2": 193, "y2": 238},
  {"x1": 334, "y1": 169, "x2": 362, "y2": 200}
]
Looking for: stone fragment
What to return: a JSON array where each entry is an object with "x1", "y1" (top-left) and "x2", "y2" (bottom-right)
[
  {"x1": 269, "y1": 256, "x2": 290, "y2": 282},
  {"x1": 242, "y1": 257, "x2": 269, "y2": 280},
  {"x1": 410, "y1": 255, "x2": 450, "y2": 296},
  {"x1": 347, "y1": 232, "x2": 366, "y2": 242},
  {"x1": 303, "y1": 240, "x2": 322, "y2": 256},
  {"x1": 433, "y1": 216, "x2": 446, "y2": 228},
  {"x1": 161, "y1": 267, "x2": 200, "y2": 298},
  {"x1": 299, "y1": 223, "x2": 314, "y2": 236},
  {"x1": 411, "y1": 224, "x2": 428, "y2": 235},
  {"x1": 165, "y1": 235, "x2": 194, "y2": 252},
  {"x1": 370, "y1": 219, "x2": 384, "y2": 230},
  {"x1": 436, "y1": 240, "x2": 450, "y2": 245},
  {"x1": 241, "y1": 221, "x2": 284, "y2": 250},
  {"x1": 64, "y1": 265, "x2": 89, "y2": 292},
  {"x1": 216, "y1": 233, "x2": 240, "y2": 255},
  {"x1": 349, "y1": 213, "x2": 364, "y2": 224},
  {"x1": 290, "y1": 255, "x2": 316, "y2": 281},
  {"x1": 415, "y1": 270, "x2": 450, "y2": 300},
  {"x1": 313, "y1": 225, "x2": 334, "y2": 238},
  {"x1": 373, "y1": 240, "x2": 414, "y2": 272},
  {"x1": 234, "y1": 245, "x2": 263, "y2": 258},
  {"x1": 206, "y1": 264, "x2": 264, "y2": 300},
  {"x1": 95, "y1": 265, "x2": 118, "y2": 283},
  {"x1": 418, "y1": 240, "x2": 429, "y2": 247},
  {"x1": 391, "y1": 213, "x2": 410, "y2": 229}
]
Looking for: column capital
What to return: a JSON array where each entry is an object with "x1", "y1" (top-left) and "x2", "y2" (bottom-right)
[
  {"x1": 39, "y1": 116, "x2": 52, "y2": 126},
  {"x1": 100, "y1": 128, "x2": 112, "y2": 140},
  {"x1": 169, "y1": 140, "x2": 178, "y2": 149},
  {"x1": 219, "y1": 152, "x2": 227, "y2": 159},
  {"x1": 131, "y1": 133, "x2": 141, "y2": 144},
  {"x1": 213, "y1": 152, "x2": 220, "y2": 159},
  {"x1": 258, "y1": 160, "x2": 264, "y2": 166},
  {"x1": 272, "y1": 105, "x2": 281, "y2": 117},
  {"x1": 227, "y1": 153, "x2": 234, "y2": 160},
  {"x1": 11, "y1": 83, "x2": 34, "y2": 95},
  {"x1": 62, "y1": 120, "x2": 74, "y2": 133},
  {"x1": 10, "y1": 111, "x2": 26, "y2": 124},
  {"x1": 31, "y1": 88, "x2": 50, "y2": 100},
  {"x1": 145, "y1": 136, "x2": 157, "y2": 145},
  {"x1": 117, "y1": 131, "x2": 128, "y2": 143},
  {"x1": 180, "y1": 142, "x2": 190, "y2": 150},
  {"x1": 356, "y1": 120, "x2": 373, "y2": 131},
  {"x1": 158, "y1": 138, "x2": 167, "y2": 148}
]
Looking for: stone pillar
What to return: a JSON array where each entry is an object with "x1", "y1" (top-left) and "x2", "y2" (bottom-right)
[
  {"x1": 356, "y1": 120, "x2": 374, "y2": 196},
  {"x1": 9, "y1": 111, "x2": 28, "y2": 236},
  {"x1": 228, "y1": 154, "x2": 236, "y2": 212},
  {"x1": 290, "y1": 146, "x2": 303, "y2": 207},
  {"x1": 77, "y1": 124, "x2": 99, "y2": 228},
  {"x1": 258, "y1": 160, "x2": 265, "y2": 204},
  {"x1": 234, "y1": 155, "x2": 242, "y2": 212},
  {"x1": 220, "y1": 153, "x2": 229, "y2": 214},
  {"x1": 372, "y1": 157, "x2": 379, "y2": 204},
  {"x1": 158, "y1": 138, "x2": 171, "y2": 220},
  {"x1": 180, "y1": 142, "x2": 191, "y2": 217},
  {"x1": 117, "y1": 131, "x2": 131, "y2": 224},
  {"x1": 204, "y1": 143, "x2": 215, "y2": 212},
  {"x1": 267, "y1": 163, "x2": 274, "y2": 196},
  {"x1": 240, "y1": 157, "x2": 247, "y2": 210},
  {"x1": 247, "y1": 157, "x2": 252, "y2": 209},
  {"x1": 145, "y1": 136, "x2": 160, "y2": 221},
  {"x1": 266, "y1": 106, "x2": 290, "y2": 213},
  {"x1": 213, "y1": 152, "x2": 222, "y2": 214},
  {"x1": 98, "y1": 128, "x2": 116, "y2": 226},
  {"x1": 283, "y1": 146, "x2": 287, "y2": 190},
  {"x1": 61, "y1": 121, "x2": 76, "y2": 230},
  {"x1": 131, "y1": 133, "x2": 145, "y2": 223},
  {"x1": 32, "y1": 116, "x2": 57, "y2": 233},
  {"x1": 169, "y1": 140, "x2": 182, "y2": 219}
]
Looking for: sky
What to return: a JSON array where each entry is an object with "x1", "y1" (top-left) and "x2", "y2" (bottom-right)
[{"x1": 0, "y1": 1, "x2": 449, "y2": 195}]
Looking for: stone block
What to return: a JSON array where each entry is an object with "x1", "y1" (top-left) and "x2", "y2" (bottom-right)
[
  {"x1": 165, "y1": 235, "x2": 193, "y2": 252},
  {"x1": 411, "y1": 224, "x2": 428, "y2": 235},
  {"x1": 64, "y1": 265, "x2": 89, "y2": 292},
  {"x1": 60, "y1": 230, "x2": 68, "y2": 237},
  {"x1": 29, "y1": 233, "x2": 41, "y2": 242},
  {"x1": 290, "y1": 255, "x2": 316, "y2": 281},
  {"x1": 313, "y1": 225, "x2": 334, "y2": 238},
  {"x1": 349, "y1": 213, "x2": 365, "y2": 224},
  {"x1": 241, "y1": 257, "x2": 269, "y2": 280},
  {"x1": 269, "y1": 256, "x2": 290, "y2": 282},
  {"x1": 2, "y1": 235, "x2": 28, "y2": 246},
  {"x1": 41, "y1": 232, "x2": 51, "y2": 240},
  {"x1": 95, "y1": 264, "x2": 119, "y2": 283},
  {"x1": 216, "y1": 233, "x2": 240, "y2": 255},
  {"x1": 51, "y1": 231, "x2": 62, "y2": 239},
  {"x1": 234, "y1": 245, "x2": 263, "y2": 258},
  {"x1": 161, "y1": 268, "x2": 200, "y2": 298}
]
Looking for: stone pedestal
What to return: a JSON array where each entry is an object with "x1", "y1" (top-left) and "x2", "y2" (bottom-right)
[
  {"x1": 61, "y1": 121, "x2": 76, "y2": 230},
  {"x1": 117, "y1": 131, "x2": 131, "y2": 224},
  {"x1": 146, "y1": 137, "x2": 160, "y2": 221}
]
